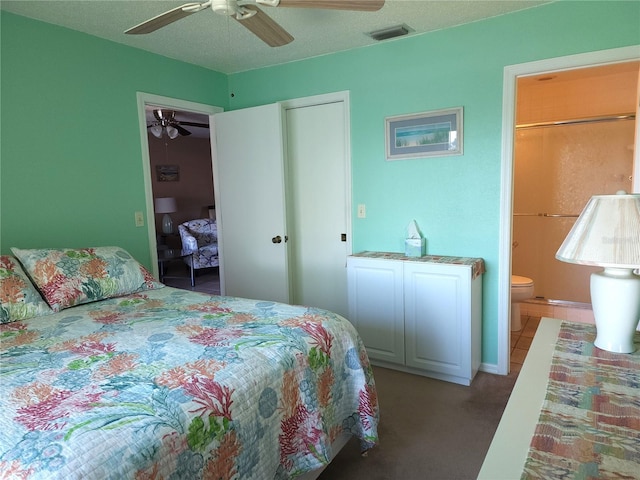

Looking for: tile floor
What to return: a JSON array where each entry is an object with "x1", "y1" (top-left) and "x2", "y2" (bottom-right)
[
  {"x1": 510, "y1": 300, "x2": 594, "y2": 373},
  {"x1": 510, "y1": 315, "x2": 540, "y2": 374}
]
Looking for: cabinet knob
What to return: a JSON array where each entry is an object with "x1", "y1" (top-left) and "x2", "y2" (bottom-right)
[{"x1": 272, "y1": 235, "x2": 282, "y2": 244}]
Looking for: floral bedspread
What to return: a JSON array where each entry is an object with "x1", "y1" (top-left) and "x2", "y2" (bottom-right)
[{"x1": 0, "y1": 287, "x2": 379, "y2": 479}]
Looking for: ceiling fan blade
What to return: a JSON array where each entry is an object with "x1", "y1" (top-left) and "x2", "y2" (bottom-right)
[
  {"x1": 174, "y1": 124, "x2": 192, "y2": 136},
  {"x1": 274, "y1": 0, "x2": 384, "y2": 11},
  {"x1": 125, "y1": 2, "x2": 206, "y2": 34},
  {"x1": 180, "y1": 121, "x2": 210, "y2": 128},
  {"x1": 234, "y1": 6, "x2": 293, "y2": 47}
]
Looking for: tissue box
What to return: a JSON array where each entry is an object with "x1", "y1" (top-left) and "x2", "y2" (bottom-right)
[{"x1": 405, "y1": 238, "x2": 426, "y2": 257}]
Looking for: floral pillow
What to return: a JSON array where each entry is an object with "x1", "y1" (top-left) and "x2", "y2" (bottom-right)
[
  {"x1": 11, "y1": 246, "x2": 164, "y2": 312},
  {"x1": 0, "y1": 255, "x2": 53, "y2": 323}
]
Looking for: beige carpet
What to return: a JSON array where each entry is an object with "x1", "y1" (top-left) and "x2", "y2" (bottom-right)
[{"x1": 320, "y1": 366, "x2": 518, "y2": 480}]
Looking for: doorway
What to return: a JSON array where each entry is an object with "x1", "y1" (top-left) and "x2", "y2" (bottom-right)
[
  {"x1": 136, "y1": 93, "x2": 222, "y2": 278},
  {"x1": 496, "y1": 46, "x2": 640, "y2": 375},
  {"x1": 512, "y1": 62, "x2": 638, "y2": 305}
]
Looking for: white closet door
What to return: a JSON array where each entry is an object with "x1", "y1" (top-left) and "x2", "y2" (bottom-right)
[
  {"x1": 285, "y1": 101, "x2": 349, "y2": 318},
  {"x1": 213, "y1": 103, "x2": 290, "y2": 304}
]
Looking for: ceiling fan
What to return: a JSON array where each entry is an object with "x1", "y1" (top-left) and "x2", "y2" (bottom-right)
[
  {"x1": 148, "y1": 109, "x2": 208, "y2": 139},
  {"x1": 125, "y1": 0, "x2": 385, "y2": 47}
]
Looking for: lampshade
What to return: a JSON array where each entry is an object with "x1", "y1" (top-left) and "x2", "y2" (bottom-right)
[
  {"x1": 154, "y1": 197, "x2": 177, "y2": 214},
  {"x1": 150, "y1": 125, "x2": 163, "y2": 138},
  {"x1": 166, "y1": 125, "x2": 179, "y2": 139},
  {"x1": 555, "y1": 191, "x2": 640, "y2": 353},
  {"x1": 556, "y1": 192, "x2": 640, "y2": 268}
]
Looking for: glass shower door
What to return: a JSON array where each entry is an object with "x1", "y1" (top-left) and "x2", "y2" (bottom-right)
[{"x1": 512, "y1": 118, "x2": 634, "y2": 304}]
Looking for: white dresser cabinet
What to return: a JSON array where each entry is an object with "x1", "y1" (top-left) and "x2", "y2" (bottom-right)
[{"x1": 347, "y1": 252, "x2": 484, "y2": 386}]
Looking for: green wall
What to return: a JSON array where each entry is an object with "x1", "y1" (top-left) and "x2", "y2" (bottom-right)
[
  {"x1": 2, "y1": 2, "x2": 639, "y2": 366},
  {"x1": 226, "y1": 1, "x2": 640, "y2": 365},
  {"x1": 0, "y1": 12, "x2": 228, "y2": 267}
]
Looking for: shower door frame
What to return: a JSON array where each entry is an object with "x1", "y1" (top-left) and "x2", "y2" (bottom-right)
[{"x1": 496, "y1": 45, "x2": 640, "y2": 375}]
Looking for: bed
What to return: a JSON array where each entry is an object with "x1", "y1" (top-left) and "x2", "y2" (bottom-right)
[
  {"x1": 478, "y1": 318, "x2": 640, "y2": 480},
  {"x1": 0, "y1": 247, "x2": 379, "y2": 479}
]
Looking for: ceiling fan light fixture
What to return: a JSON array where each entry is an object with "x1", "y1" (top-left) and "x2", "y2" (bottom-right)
[
  {"x1": 211, "y1": 0, "x2": 239, "y2": 15},
  {"x1": 166, "y1": 126, "x2": 180, "y2": 139},
  {"x1": 366, "y1": 24, "x2": 412, "y2": 41},
  {"x1": 150, "y1": 125, "x2": 163, "y2": 138}
]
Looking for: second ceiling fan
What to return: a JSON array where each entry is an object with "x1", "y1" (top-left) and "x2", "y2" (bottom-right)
[
  {"x1": 148, "y1": 109, "x2": 208, "y2": 139},
  {"x1": 126, "y1": 0, "x2": 385, "y2": 47}
]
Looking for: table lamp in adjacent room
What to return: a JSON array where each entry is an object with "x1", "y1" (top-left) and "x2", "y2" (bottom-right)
[
  {"x1": 155, "y1": 197, "x2": 177, "y2": 234},
  {"x1": 556, "y1": 191, "x2": 640, "y2": 353}
]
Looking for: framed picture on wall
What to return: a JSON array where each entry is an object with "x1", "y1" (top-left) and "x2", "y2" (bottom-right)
[
  {"x1": 385, "y1": 107, "x2": 463, "y2": 160},
  {"x1": 156, "y1": 165, "x2": 180, "y2": 182}
]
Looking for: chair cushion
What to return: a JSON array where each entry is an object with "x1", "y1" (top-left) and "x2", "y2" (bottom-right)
[
  {"x1": 199, "y1": 244, "x2": 218, "y2": 257},
  {"x1": 180, "y1": 219, "x2": 217, "y2": 246}
]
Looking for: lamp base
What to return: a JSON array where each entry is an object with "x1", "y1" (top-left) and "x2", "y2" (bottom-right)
[
  {"x1": 591, "y1": 268, "x2": 640, "y2": 353},
  {"x1": 162, "y1": 214, "x2": 174, "y2": 234}
]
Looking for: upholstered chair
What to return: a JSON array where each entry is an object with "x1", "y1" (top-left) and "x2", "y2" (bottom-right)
[{"x1": 178, "y1": 219, "x2": 219, "y2": 273}]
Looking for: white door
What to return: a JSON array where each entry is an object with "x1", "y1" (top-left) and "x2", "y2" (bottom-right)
[
  {"x1": 212, "y1": 103, "x2": 290, "y2": 303},
  {"x1": 285, "y1": 100, "x2": 350, "y2": 317}
]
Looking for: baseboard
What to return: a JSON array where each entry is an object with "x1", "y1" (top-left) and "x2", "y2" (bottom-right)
[{"x1": 479, "y1": 362, "x2": 499, "y2": 375}]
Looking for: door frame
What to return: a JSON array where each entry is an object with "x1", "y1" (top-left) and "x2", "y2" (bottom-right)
[
  {"x1": 496, "y1": 45, "x2": 640, "y2": 375},
  {"x1": 136, "y1": 92, "x2": 223, "y2": 277}
]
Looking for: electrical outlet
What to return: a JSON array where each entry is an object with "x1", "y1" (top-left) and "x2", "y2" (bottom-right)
[
  {"x1": 134, "y1": 211, "x2": 144, "y2": 227},
  {"x1": 357, "y1": 204, "x2": 366, "y2": 218}
]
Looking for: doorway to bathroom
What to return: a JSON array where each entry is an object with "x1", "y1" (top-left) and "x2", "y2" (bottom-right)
[
  {"x1": 497, "y1": 46, "x2": 640, "y2": 376},
  {"x1": 512, "y1": 61, "x2": 638, "y2": 308}
]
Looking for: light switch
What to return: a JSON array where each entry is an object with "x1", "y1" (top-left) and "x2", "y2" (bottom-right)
[
  {"x1": 357, "y1": 204, "x2": 366, "y2": 218},
  {"x1": 134, "y1": 211, "x2": 144, "y2": 227}
]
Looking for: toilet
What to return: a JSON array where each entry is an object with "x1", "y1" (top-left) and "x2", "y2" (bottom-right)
[{"x1": 511, "y1": 275, "x2": 534, "y2": 331}]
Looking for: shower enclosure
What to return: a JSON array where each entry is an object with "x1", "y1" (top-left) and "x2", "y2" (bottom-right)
[{"x1": 512, "y1": 116, "x2": 635, "y2": 304}]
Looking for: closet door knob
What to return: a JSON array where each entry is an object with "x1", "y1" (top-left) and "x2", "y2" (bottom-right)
[{"x1": 272, "y1": 235, "x2": 282, "y2": 244}]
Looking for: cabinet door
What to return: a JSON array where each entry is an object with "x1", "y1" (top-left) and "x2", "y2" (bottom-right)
[
  {"x1": 404, "y1": 263, "x2": 471, "y2": 379},
  {"x1": 347, "y1": 257, "x2": 404, "y2": 364},
  {"x1": 213, "y1": 104, "x2": 290, "y2": 304}
]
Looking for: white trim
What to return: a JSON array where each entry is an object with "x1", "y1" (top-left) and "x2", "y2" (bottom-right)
[
  {"x1": 136, "y1": 92, "x2": 223, "y2": 277},
  {"x1": 635, "y1": 79, "x2": 640, "y2": 194},
  {"x1": 479, "y1": 362, "x2": 499, "y2": 375},
  {"x1": 497, "y1": 45, "x2": 640, "y2": 375}
]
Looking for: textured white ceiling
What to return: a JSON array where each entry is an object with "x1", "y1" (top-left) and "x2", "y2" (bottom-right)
[{"x1": 1, "y1": 0, "x2": 549, "y2": 74}]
